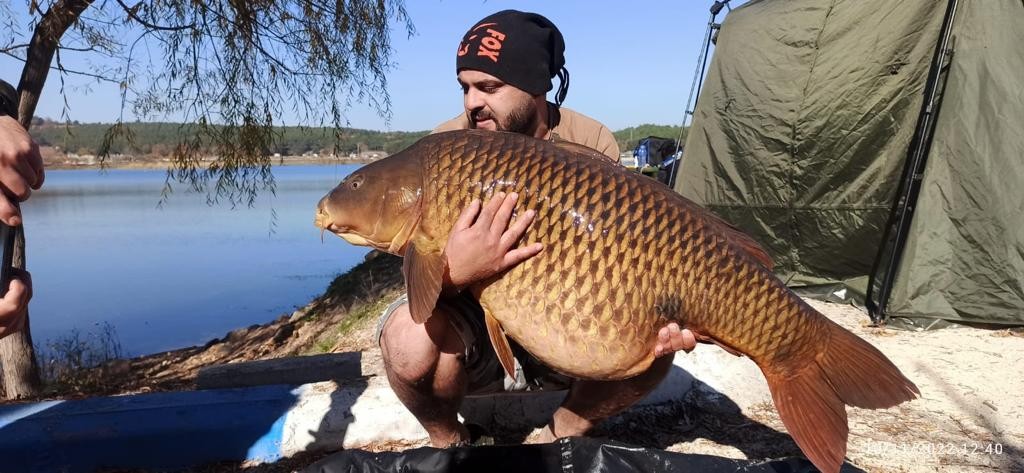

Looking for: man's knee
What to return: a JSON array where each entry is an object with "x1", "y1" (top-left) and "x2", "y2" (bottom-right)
[{"x1": 380, "y1": 303, "x2": 464, "y2": 383}]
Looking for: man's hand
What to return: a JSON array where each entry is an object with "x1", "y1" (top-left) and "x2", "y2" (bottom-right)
[
  {"x1": 0, "y1": 115, "x2": 45, "y2": 226},
  {"x1": 443, "y1": 192, "x2": 543, "y2": 290},
  {"x1": 0, "y1": 268, "x2": 32, "y2": 340},
  {"x1": 654, "y1": 322, "x2": 697, "y2": 358}
]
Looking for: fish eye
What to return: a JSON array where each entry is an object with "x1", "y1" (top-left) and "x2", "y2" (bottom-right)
[{"x1": 349, "y1": 175, "x2": 364, "y2": 190}]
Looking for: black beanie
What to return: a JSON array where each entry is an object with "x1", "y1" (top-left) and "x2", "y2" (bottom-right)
[{"x1": 456, "y1": 10, "x2": 570, "y2": 105}]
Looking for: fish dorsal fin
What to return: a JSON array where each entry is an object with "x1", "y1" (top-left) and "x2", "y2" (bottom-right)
[
  {"x1": 704, "y1": 212, "x2": 774, "y2": 271},
  {"x1": 552, "y1": 140, "x2": 616, "y2": 163},
  {"x1": 482, "y1": 305, "x2": 516, "y2": 379},
  {"x1": 402, "y1": 242, "x2": 446, "y2": 324}
]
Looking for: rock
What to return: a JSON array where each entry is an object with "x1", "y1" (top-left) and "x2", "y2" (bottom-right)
[
  {"x1": 272, "y1": 324, "x2": 295, "y2": 346},
  {"x1": 290, "y1": 308, "x2": 309, "y2": 323}
]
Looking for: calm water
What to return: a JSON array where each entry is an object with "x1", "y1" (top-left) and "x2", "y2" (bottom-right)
[{"x1": 21, "y1": 165, "x2": 365, "y2": 356}]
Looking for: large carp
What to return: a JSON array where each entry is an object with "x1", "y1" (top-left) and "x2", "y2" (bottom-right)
[{"x1": 315, "y1": 129, "x2": 918, "y2": 473}]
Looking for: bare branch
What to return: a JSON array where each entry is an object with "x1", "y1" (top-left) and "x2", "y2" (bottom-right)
[
  {"x1": 0, "y1": 43, "x2": 30, "y2": 53},
  {"x1": 115, "y1": 0, "x2": 196, "y2": 32},
  {"x1": 2, "y1": 49, "x2": 120, "y2": 84}
]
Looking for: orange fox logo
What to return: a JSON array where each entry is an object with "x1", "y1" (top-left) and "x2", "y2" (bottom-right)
[{"x1": 457, "y1": 22, "x2": 506, "y2": 63}]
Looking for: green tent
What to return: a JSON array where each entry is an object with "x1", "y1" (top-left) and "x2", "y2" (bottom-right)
[{"x1": 674, "y1": 0, "x2": 1024, "y2": 328}]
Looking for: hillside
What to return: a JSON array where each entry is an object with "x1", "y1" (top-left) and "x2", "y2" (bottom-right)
[
  {"x1": 614, "y1": 124, "x2": 688, "y2": 153},
  {"x1": 30, "y1": 119, "x2": 687, "y2": 162},
  {"x1": 31, "y1": 120, "x2": 430, "y2": 160}
]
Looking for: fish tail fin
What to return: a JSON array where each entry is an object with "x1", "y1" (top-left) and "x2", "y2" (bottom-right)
[
  {"x1": 761, "y1": 320, "x2": 919, "y2": 473},
  {"x1": 762, "y1": 360, "x2": 848, "y2": 473},
  {"x1": 818, "y1": 319, "x2": 921, "y2": 409}
]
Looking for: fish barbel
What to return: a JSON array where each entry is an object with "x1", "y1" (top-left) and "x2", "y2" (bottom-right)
[{"x1": 315, "y1": 129, "x2": 919, "y2": 473}]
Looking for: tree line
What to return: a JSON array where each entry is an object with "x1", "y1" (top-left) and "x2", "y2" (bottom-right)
[
  {"x1": 32, "y1": 120, "x2": 429, "y2": 157},
  {"x1": 32, "y1": 119, "x2": 687, "y2": 158},
  {"x1": 613, "y1": 124, "x2": 689, "y2": 154}
]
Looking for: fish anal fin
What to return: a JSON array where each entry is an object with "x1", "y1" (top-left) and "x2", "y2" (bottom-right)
[
  {"x1": 694, "y1": 333, "x2": 744, "y2": 357},
  {"x1": 482, "y1": 308, "x2": 516, "y2": 379},
  {"x1": 402, "y1": 242, "x2": 446, "y2": 324}
]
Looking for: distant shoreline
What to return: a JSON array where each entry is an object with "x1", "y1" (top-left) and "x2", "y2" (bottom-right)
[{"x1": 43, "y1": 156, "x2": 381, "y2": 171}]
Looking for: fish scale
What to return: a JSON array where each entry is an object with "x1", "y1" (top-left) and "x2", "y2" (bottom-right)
[
  {"x1": 316, "y1": 129, "x2": 920, "y2": 473},
  {"x1": 423, "y1": 134, "x2": 726, "y2": 377}
]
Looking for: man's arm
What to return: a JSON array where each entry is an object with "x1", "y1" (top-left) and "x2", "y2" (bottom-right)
[
  {"x1": 0, "y1": 115, "x2": 43, "y2": 339},
  {"x1": 593, "y1": 125, "x2": 619, "y2": 161}
]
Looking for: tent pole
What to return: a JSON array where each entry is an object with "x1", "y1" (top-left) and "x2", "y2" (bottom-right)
[
  {"x1": 673, "y1": 1, "x2": 727, "y2": 189},
  {"x1": 866, "y1": 0, "x2": 959, "y2": 324}
]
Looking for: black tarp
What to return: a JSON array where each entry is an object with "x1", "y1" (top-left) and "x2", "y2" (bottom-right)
[
  {"x1": 303, "y1": 437, "x2": 867, "y2": 473},
  {"x1": 634, "y1": 136, "x2": 680, "y2": 168}
]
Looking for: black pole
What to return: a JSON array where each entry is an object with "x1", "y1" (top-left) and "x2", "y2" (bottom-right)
[
  {"x1": 671, "y1": 1, "x2": 727, "y2": 189},
  {"x1": 865, "y1": 0, "x2": 959, "y2": 323}
]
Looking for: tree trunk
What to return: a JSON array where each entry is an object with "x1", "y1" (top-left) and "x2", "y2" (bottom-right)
[
  {"x1": 0, "y1": 231, "x2": 40, "y2": 398},
  {"x1": 0, "y1": 0, "x2": 93, "y2": 399}
]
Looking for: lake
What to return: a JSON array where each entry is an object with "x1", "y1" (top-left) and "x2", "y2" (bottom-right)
[{"x1": 21, "y1": 165, "x2": 365, "y2": 356}]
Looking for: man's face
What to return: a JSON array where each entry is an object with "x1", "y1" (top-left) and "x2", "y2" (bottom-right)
[{"x1": 457, "y1": 70, "x2": 539, "y2": 135}]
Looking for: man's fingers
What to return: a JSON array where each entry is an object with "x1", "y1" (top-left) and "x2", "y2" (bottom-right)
[
  {"x1": 9, "y1": 268, "x2": 32, "y2": 302},
  {"x1": 1, "y1": 275, "x2": 29, "y2": 314},
  {"x1": 678, "y1": 328, "x2": 697, "y2": 353},
  {"x1": 490, "y1": 192, "x2": 518, "y2": 236},
  {"x1": 27, "y1": 140, "x2": 44, "y2": 190},
  {"x1": 655, "y1": 323, "x2": 697, "y2": 356},
  {"x1": 476, "y1": 192, "x2": 505, "y2": 228},
  {"x1": 12, "y1": 146, "x2": 41, "y2": 191},
  {"x1": 6, "y1": 278, "x2": 29, "y2": 310},
  {"x1": 453, "y1": 199, "x2": 481, "y2": 232},
  {"x1": 0, "y1": 176, "x2": 31, "y2": 202},
  {"x1": 666, "y1": 323, "x2": 697, "y2": 353},
  {"x1": 0, "y1": 195, "x2": 21, "y2": 226},
  {"x1": 501, "y1": 242, "x2": 543, "y2": 269},
  {"x1": 500, "y1": 209, "x2": 536, "y2": 249}
]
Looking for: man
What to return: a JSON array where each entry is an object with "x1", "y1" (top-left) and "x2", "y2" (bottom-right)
[
  {"x1": 0, "y1": 85, "x2": 44, "y2": 339},
  {"x1": 378, "y1": 10, "x2": 696, "y2": 447}
]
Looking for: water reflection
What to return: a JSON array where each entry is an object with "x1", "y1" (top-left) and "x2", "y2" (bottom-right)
[{"x1": 22, "y1": 165, "x2": 363, "y2": 356}]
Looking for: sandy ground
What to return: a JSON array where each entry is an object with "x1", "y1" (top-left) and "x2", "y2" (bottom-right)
[
  {"x1": 643, "y1": 300, "x2": 1024, "y2": 473},
  {"x1": 311, "y1": 297, "x2": 1024, "y2": 472}
]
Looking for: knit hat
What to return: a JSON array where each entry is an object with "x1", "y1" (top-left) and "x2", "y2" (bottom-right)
[{"x1": 456, "y1": 10, "x2": 570, "y2": 106}]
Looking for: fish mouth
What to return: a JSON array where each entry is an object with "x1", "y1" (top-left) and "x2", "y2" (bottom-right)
[
  {"x1": 314, "y1": 208, "x2": 354, "y2": 233},
  {"x1": 318, "y1": 223, "x2": 390, "y2": 251},
  {"x1": 314, "y1": 208, "x2": 333, "y2": 230},
  {"x1": 314, "y1": 204, "x2": 391, "y2": 251}
]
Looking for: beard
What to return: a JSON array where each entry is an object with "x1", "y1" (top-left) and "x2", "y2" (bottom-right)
[
  {"x1": 500, "y1": 100, "x2": 538, "y2": 135},
  {"x1": 470, "y1": 99, "x2": 538, "y2": 135}
]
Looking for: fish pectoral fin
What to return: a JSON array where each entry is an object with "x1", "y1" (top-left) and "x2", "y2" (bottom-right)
[
  {"x1": 402, "y1": 242, "x2": 446, "y2": 324},
  {"x1": 483, "y1": 309, "x2": 517, "y2": 379}
]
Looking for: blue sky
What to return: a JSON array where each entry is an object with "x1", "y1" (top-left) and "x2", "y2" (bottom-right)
[{"x1": 1, "y1": 1, "x2": 746, "y2": 131}]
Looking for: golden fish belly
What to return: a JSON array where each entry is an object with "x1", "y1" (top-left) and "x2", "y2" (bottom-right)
[
  {"x1": 421, "y1": 130, "x2": 803, "y2": 379},
  {"x1": 418, "y1": 140, "x2": 709, "y2": 379}
]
